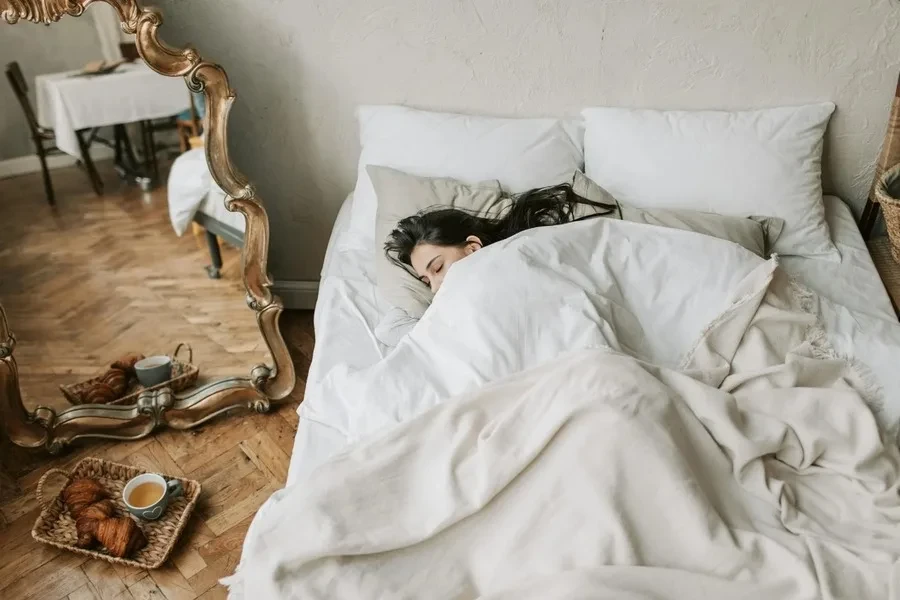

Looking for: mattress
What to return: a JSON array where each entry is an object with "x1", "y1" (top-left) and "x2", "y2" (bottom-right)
[{"x1": 285, "y1": 195, "x2": 900, "y2": 486}]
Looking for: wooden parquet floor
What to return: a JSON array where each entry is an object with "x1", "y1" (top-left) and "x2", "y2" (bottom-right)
[
  {"x1": 0, "y1": 162, "x2": 315, "y2": 599},
  {"x1": 0, "y1": 162, "x2": 274, "y2": 414}
]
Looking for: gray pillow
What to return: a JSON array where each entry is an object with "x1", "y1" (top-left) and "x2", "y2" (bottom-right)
[
  {"x1": 370, "y1": 165, "x2": 505, "y2": 322},
  {"x1": 571, "y1": 170, "x2": 784, "y2": 257}
]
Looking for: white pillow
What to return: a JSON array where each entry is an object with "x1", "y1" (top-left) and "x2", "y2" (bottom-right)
[
  {"x1": 349, "y1": 105, "x2": 584, "y2": 238},
  {"x1": 581, "y1": 103, "x2": 837, "y2": 260}
]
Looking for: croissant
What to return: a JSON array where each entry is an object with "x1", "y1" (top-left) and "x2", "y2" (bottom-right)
[
  {"x1": 81, "y1": 382, "x2": 118, "y2": 405},
  {"x1": 74, "y1": 499, "x2": 116, "y2": 548},
  {"x1": 76, "y1": 352, "x2": 145, "y2": 404},
  {"x1": 62, "y1": 478, "x2": 107, "y2": 518},
  {"x1": 61, "y1": 478, "x2": 147, "y2": 558},
  {"x1": 110, "y1": 353, "x2": 143, "y2": 373},
  {"x1": 93, "y1": 517, "x2": 147, "y2": 557}
]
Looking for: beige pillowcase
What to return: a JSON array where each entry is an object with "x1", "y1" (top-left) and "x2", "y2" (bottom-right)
[
  {"x1": 370, "y1": 165, "x2": 505, "y2": 320},
  {"x1": 571, "y1": 171, "x2": 784, "y2": 258}
]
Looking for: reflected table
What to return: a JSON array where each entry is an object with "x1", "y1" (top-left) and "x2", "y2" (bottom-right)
[{"x1": 35, "y1": 62, "x2": 190, "y2": 189}]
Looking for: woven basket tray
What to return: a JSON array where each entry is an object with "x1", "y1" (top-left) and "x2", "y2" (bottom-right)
[
  {"x1": 32, "y1": 457, "x2": 201, "y2": 569},
  {"x1": 876, "y1": 164, "x2": 900, "y2": 263},
  {"x1": 60, "y1": 343, "x2": 199, "y2": 406}
]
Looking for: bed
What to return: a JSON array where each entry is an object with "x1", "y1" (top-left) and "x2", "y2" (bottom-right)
[
  {"x1": 166, "y1": 148, "x2": 245, "y2": 278},
  {"x1": 224, "y1": 104, "x2": 900, "y2": 599},
  {"x1": 286, "y1": 193, "x2": 900, "y2": 486}
]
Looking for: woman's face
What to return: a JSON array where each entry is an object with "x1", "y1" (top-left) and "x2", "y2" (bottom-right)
[{"x1": 410, "y1": 236, "x2": 482, "y2": 293}]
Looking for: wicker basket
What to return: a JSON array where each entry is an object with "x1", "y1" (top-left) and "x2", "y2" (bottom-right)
[
  {"x1": 60, "y1": 343, "x2": 199, "y2": 406},
  {"x1": 875, "y1": 164, "x2": 900, "y2": 263},
  {"x1": 32, "y1": 457, "x2": 201, "y2": 569}
]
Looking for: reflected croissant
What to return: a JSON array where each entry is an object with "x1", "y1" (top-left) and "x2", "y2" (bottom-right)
[
  {"x1": 62, "y1": 478, "x2": 147, "y2": 557},
  {"x1": 77, "y1": 352, "x2": 145, "y2": 404}
]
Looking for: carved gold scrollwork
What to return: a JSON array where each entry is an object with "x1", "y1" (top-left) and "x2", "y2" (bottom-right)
[
  {"x1": 1, "y1": 0, "x2": 83, "y2": 24},
  {"x1": 0, "y1": 0, "x2": 297, "y2": 457}
]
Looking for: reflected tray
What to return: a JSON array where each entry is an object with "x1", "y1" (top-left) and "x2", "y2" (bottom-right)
[{"x1": 60, "y1": 343, "x2": 199, "y2": 406}]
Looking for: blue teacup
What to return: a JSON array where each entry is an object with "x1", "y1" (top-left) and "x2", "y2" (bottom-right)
[
  {"x1": 134, "y1": 355, "x2": 172, "y2": 388},
  {"x1": 122, "y1": 473, "x2": 183, "y2": 521}
]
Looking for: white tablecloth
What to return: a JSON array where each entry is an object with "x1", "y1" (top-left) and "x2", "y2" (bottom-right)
[{"x1": 35, "y1": 62, "x2": 190, "y2": 159}]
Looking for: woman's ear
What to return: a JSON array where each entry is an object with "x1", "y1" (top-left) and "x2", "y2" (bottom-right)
[{"x1": 464, "y1": 235, "x2": 483, "y2": 255}]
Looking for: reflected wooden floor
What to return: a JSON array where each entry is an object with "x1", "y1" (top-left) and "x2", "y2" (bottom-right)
[
  {"x1": 1, "y1": 161, "x2": 266, "y2": 413},
  {"x1": 0, "y1": 163, "x2": 315, "y2": 599}
]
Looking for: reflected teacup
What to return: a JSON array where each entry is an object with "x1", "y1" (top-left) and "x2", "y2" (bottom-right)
[
  {"x1": 134, "y1": 355, "x2": 172, "y2": 387},
  {"x1": 122, "y1": 473, "x2": 183, "y2": 521}
]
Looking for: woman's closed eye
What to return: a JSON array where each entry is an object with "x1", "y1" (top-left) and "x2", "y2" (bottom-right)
[{"x1": 426, "y1": 257, "x2": 444, "y2": 277}]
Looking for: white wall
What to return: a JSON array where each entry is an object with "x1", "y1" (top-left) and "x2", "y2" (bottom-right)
[
  {"x1": 153, "y1": 0, "x2": 900, "y2": 285},
  {"x1": 0, "y1": 16, "x2": 102, "y2": 161}
]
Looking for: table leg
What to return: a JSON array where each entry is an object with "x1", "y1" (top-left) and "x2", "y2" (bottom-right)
[
  {"x1": 112, "y1": 124, "x2": 155, "y2": 191},
  {"x1": 120, "y1": 124, "x2": 140, "y2": 171},
  {"x1": 146, "y1": 122, "x2": 159, "y2": 181},
  {"x1": 138, "y1": 120, "x2": 158, "y2": 190},
  {"x1": 114, "y1": 124, "x2": 123, "y2": 167},
  {"x1": 75, "y1": 129, "x2": 104, "y2": 196}
]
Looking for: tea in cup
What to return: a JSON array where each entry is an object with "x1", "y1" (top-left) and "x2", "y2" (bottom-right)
[{"x1": 122, "y1": 473, "x2": 183, "y2": 521}]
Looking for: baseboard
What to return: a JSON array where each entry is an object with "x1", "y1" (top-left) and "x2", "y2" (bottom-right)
[
  {"x1": 272, "y1": 280, "x2": 319, "y2": 310},
  {"x1": 0, "y1": 147, "x2": 116, "y2": 180}
]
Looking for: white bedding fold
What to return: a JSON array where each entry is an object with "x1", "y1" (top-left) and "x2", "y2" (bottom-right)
[
  {"x1": 166, "y1": 148, "x2": 231, "y2": 235},
  {"x1": 167, "y1": 148, "x2": 210, "y2": 235}
]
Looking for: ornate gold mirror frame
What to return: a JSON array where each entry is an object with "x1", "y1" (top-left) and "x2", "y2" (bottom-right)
[{"x1": 0, "y1": 0, "x2": 295, "y2": 459}]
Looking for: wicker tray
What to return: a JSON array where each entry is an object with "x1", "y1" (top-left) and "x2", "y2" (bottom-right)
[
  {"x1": 60, "y1": 343, "x2": 199, "y2": 406},
  {"x1": 32, "y1": 457, "x2": 201, "y2": 569}
]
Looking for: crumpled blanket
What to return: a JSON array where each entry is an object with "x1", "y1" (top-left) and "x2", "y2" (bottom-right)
[{"x1": 224, "y1": 258, "x2": 900, "y2": 599}]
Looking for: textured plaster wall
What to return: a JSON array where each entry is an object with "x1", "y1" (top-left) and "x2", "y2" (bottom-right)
[
  {"x1": 153, "y1": 0, "x2": 900, "y2": 284},
  {"x1": 0, "y1": 17, "x2": 101, "y2": 160}
]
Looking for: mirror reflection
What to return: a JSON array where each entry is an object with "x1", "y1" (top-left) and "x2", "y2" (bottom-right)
[{"x1": 0, "y1": 8, "x2": 267, "y2": 415}]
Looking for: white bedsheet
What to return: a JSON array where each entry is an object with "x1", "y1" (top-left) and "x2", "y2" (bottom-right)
[
  {"x1": 286, "y1": 195, "x2": 900, "y2": 486},
  {"x1": 166, "y1": 149, "x2": 245, "y2": 236}
]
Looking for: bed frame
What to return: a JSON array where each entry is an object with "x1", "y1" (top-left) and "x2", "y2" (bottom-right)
[{"x1": 195, "y1": 211, "x2": 244, "y2": 279}]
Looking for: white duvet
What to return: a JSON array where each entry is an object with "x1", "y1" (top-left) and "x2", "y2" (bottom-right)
[
  {"x1": 307, "y1": 219, "x2": 772, "y2": 442},
  {"x1": 227, "y1": 219, "x2": 900, "y2": 599}
]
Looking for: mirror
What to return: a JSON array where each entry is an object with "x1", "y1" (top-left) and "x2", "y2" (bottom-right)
[{"x1": 0, "y1": 0, "x2": 295, "y2": 465}]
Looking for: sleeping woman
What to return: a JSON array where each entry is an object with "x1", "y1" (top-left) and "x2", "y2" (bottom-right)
[{"x1": 384, "y1": 183, "x2": 617, "y2": 292}]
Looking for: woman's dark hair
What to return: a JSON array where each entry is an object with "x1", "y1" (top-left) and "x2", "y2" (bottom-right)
[{"x1": 384, "y1": 183, "x2": 616, "y2": 270}]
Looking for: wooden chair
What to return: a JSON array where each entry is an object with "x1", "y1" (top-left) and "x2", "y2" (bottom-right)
[{"x1": 5, "y1": 61, "x2": 104, "y2": 205}]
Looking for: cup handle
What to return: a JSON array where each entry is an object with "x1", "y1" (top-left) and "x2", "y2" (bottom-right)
[{"x1": 166, "y1": 479, "x2": 184, "y2": 499}]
